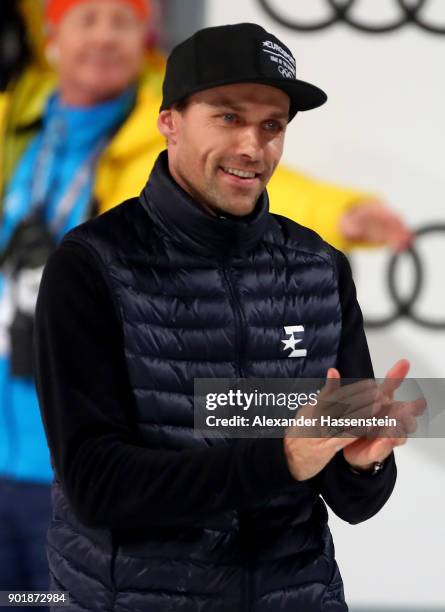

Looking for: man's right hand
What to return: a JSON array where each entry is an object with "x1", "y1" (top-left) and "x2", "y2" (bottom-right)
[{"x1": 283, "y1": 369, "x2": 360, "y2": 481}]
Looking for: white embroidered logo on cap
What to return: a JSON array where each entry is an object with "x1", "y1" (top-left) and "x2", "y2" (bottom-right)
[{"x1": 262, "y1": 40, "x2": 296, "y2": 79}]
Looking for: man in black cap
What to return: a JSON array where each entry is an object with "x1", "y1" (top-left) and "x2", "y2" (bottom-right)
[{"x1": 35, "y1": 23, "x2": 420, "y2": 612}]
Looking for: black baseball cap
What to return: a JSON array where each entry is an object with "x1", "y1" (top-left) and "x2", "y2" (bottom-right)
[{"x1": 160, "y1": 23, "x2": 327, "y2": 121}]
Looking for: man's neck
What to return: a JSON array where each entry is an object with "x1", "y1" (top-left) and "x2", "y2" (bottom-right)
[{"x1": 167, "y1": 159, "x2": 255, "y2": 220}]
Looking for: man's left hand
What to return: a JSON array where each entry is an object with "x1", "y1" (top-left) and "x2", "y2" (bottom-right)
[{"x1": 336, "y1": 359, "x2": 426, "y2": 471}]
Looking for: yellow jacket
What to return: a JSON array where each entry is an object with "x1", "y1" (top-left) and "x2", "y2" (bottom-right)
[{"x1": 1, "y1": 61, "x2": 366, "y2": 252}]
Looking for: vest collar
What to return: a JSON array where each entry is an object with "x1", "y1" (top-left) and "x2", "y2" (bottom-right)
[{"x1": 140, "y1": 151, "x2": 270, "y2": 259}]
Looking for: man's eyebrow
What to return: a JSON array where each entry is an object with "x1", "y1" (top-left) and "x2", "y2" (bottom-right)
[
  {"x1": 207, "y1": 98, "x2": 246, "y2": 112},
  {"x1": 267, "y1": 111, "x2": 290, "y2": 121},
  {"x1": 207, "y1": 98, "x2": 289, "y2": 120}
]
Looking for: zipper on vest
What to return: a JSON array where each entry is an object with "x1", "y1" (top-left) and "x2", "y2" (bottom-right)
[
  {"x1": 109, "y1": 530, "x2": 118, "y2": 609},
  {"x1": 222, "y1": 265, "x2": 251, "y2": 609},
  {"x1": 245, "y1": 545, "x2": 252, "y2": 612},
  {"x1": 239, "y1": 510, "x2": 252, "y2": 612},
  {"x1": 221, "y1": 266, "x2": 246, "y2": 378}
]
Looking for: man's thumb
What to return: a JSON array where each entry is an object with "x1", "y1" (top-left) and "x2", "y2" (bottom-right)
[{"x1": 324, "y1": 368, "x2": 341, "y2": 394}]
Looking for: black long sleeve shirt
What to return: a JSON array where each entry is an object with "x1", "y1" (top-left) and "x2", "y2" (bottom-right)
[{"x1": 34, "y1": 241, "x2": 396, "y2": 530}]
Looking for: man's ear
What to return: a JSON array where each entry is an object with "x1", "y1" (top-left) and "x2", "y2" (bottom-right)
[
  {"x1": 44, "y1": 18, "x2": 62, "y2": 65},
  {"x1": 157, "y1": 110, "x2": 179, "y2": 145},
  {"x1": 45, "y1": 34, "x2": 60, "y2": 67}
]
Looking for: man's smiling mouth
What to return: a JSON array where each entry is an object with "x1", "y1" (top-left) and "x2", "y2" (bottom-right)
[{"x1": 221, "y1": 167, "x2": 260, "y2": 179}]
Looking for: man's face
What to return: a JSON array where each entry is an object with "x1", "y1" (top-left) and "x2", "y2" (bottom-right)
[
  {"x1": 50, "y1": 0, "x2": 147, "y2": 103},
  {"x1": 162, "y1": 83, "x2": 290, "y2": 217}
]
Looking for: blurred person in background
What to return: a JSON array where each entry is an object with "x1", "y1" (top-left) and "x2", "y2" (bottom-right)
[
  {"x1": 0, "y1": 0, "x2": 53, "y2": 178},
  {"x1": 0, "y1": 0, "x2": 412, "y2": 596},
  {"x1": 0, "y1": 0, "x2": 159, "y2": 598},
  {"x1": 0, "y1": 1, "x2": 32, "y2": 92}
]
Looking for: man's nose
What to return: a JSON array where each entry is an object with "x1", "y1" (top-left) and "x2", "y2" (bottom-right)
[
  {"x1": 235, "y1": 126, "x2": 263, "y2": 160},
  {"x1": 90, "y1": 20, "x2": 120, "y2": 45}
]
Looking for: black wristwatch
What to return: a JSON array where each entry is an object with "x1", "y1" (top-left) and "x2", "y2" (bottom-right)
[{"x1": 348, "y1": 460, "x2": 385, "y2": 476}]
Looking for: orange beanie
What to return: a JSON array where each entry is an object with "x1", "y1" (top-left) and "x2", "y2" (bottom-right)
[{"x1": 45, "y1": 0, "x2": 151, "y2": 25}]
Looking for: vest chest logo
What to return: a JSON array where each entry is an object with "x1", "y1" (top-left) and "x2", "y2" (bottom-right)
[{"x1": 281, "y1": 325, "x2": 307, "y2": 358}]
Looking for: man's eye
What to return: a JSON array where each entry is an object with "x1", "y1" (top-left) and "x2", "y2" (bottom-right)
[
  {"x1": 77, "y1": 12, "x2": 96, "y2": 26},
  {"x1": 264, "y1": 121, "x2": 282, "y2": 132},
  {"x1": 112, "y1": 13, "x2": 138, "y2": 29},
  {"x1": 222, "y1": 113, "x2": 237, "y2": 123}
]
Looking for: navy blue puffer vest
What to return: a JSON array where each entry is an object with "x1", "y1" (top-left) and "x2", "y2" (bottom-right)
[{"x1": 49, "y1": 153, "x2": 346, "y2": 611}]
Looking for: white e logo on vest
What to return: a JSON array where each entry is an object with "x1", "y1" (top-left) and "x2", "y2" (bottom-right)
[{"x1": 281, "y1": 325, "x2": 307, "y2": 358}]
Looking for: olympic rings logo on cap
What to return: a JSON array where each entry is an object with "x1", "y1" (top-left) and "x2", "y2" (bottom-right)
[
  {"x1": 257, "y1": 0, "x2": 445, "y2": 35},
  {"x1": 278, "y1": 65, "x2": 294, "y2": 79},
  {"x1": 352, "y1": 224, "x2": 445, "y2": 330}
]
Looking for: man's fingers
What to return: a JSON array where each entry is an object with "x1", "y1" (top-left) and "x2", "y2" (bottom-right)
[
  {"x1": 384, "y1": 397, "x2": 427, "y2": 425},
  {"x1": 365, "y1": 437, "x2": 401, "y2": 461},
  {"x1": 395, "y1": 397, "x2": 427, "y2": 418},
  {"x1": 320, "y1": 378, "x2": 376, "y2": 406},
  {"x1": 392, "y1": 398, "x2": 427, "y2": 435},
  {"x1": 326, "y1": 434, "x2": 358, "y2": 452},
  {"x1": 333, "y1": 379, "x2": 377, "y2": 403},
  {"x1": 324, "y1": 389, "x2": 382, "y2": 425},
  {"x1": 392, "y1": 228, "x2": 413, "y2": 253},
  {"x1": 391, "y1": 437, "x2": 408, "y2": 447},
  {"x1": 380, "y1": 359, "x2": 410, "y2": 398},
  {"x1": 385, "y1": 359, "x2": 410, "y2": 380},
  {"x1": 411, "y1": 397, "x2": 427, "y2": 416},
  {"x1": 317, "y1": 368, "x2": 341, "y2": 408}
]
